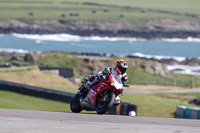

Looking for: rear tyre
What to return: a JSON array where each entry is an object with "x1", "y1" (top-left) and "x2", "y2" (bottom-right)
[
  {"x1": 96, "y1": 93, "x2": 115, "y2": 114},
  {"x1": 70, "y1": 94, "x2": 83, "y2": 113}
]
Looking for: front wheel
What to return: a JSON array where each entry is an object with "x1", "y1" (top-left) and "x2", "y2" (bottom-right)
[
  {"x1": 96, "y1": 93, "x2": 115, "y2": 114},
  {"x1": 70, "y1": 94, "x2": 83, "y2": 113}
]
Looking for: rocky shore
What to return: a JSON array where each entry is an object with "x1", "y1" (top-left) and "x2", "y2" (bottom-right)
[
  {"x1": 127, "y1": 55, "x2": 200, "y2": 66},
  {"x1": 1, "y1": 19, "x2": 200, "y2": 39},
  {"x1": 127, "y1": 55, "x2": 200, "y2": 76},
  {"x1": 1, "y1": 26, "x2": 200, "y2": 39}
]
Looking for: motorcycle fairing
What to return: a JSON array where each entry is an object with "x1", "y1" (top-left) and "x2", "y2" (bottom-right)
[
  {"x1": 80, "y1": 97, "x2": 96, "y2": 111},
  {"x1": 86, "y1": 77, "x2": 122, "y2": 107}
]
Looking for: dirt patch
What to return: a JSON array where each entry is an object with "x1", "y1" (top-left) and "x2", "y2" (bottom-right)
[{"x1": 159, "y1": 94, "x2": 196, "y2": 102}]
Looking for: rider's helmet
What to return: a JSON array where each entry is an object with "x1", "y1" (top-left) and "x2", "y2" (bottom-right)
[{"x1": 115, "y1": 59, "x2": 128, "y2": 75}]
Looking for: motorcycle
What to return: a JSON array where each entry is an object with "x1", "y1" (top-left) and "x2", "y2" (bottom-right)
[{"x1": 70, "y1": 69, "x2": 129, "y2": 114}]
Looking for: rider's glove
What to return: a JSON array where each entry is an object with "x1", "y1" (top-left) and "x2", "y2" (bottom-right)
[
  {"x1": 102, "y1": 68, "x2": 109, "y2": 75},
  {"x1": 118, "y1": 87, "x2": 125, "y2": 93},
  {"x1": 123, "y1": 82, "x2": 129, "y2": 87},
  {"x1": 106, "y1": 75, "x2": 109, "y2": 81},
  {"x1": 89, "y1": 75, "x2": 95, "y2": 81},
  {"x1": 101, "y1": 74, "x2": 106, "y2": 79},
  {"x1": 100, "y1": 74, "x2": 109, "y2": 81}
]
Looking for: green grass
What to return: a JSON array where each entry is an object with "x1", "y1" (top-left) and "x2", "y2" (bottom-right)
[
  {"x1": 1, "y1": 89, "x2": 199, "y2": 118},
  {"x1": 0, "y1": 89, "x2": 94, "y2": 114},
  {"x1": 1, "y1": 0, "x2": 199, "y2": 14},
  {"x1": 121, "y1": 92, "x2": 199, "y2": 118},
  {"x1": 0, "y1": 90, "x2": 70, "y2": 112},
  {"x1": 0, "y1": 56, "x2": 33, "y2": 66},
  {"x1": 127, "y1": 68, "x2": 200, "y2": 87},
  {"x1": 38, "y1": 53, "x2": 86, "y2": 78},
  {"x1": 0, "y1": 0, "x2": 199, "y2": 25},
  {"x1": 38, "y1": 53, "x2": 83, "y2": 70}
]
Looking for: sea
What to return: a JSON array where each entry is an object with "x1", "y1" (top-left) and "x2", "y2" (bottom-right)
[{"x1": 0, "y1": 33, "x2": 200, "y2": 75}]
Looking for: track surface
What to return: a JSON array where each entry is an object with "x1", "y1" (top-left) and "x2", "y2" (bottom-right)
[{"x1": 0, "y1": 109, "x2": 200, "y2": 133}]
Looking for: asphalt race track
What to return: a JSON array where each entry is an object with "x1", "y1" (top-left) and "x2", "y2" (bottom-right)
[{"x1": 0, "y1": 109, "x2": 200, "y2": 133}]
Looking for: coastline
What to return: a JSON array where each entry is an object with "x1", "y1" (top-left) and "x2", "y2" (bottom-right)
[
  {"x1": 1, "y1": 26, "x2": 200, "y2": 39},
  {"x1": 0, "y1": 19, "x2": 200, "y2": 75},
  {"x1": 1, "y1": 20, "x2": 200, "y2": 39},
  {"x1": 1, "y1": 33, "x2": 200, "y2": 70},
  {"x1": 0, "y1": 49, "x2": 200, "y2": 76}
]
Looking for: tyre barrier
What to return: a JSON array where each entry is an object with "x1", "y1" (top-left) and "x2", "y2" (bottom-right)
[
  {"x1": 0, "y1": 80, "x2": 137, "y2": 116},
  {"x1": 176, "y1": 105, "x2": 200, "y2": 119},
  {"x1": 189, "y1": 99, "x2": 200, "y2": 106},
  {"x1": 108, "y1": 102, "x2": 137, "y2": 116}
]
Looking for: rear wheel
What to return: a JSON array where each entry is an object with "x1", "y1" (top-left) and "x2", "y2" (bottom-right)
[
  {"x1": 96, "y1": 93, "x2": 115, "y2": 114},
  {"x1": 70, "y1": 94, "x2": 83, "y2": 113}
]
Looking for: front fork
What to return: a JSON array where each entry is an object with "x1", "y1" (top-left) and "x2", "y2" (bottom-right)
[
  {"x1": 97, "y1": 89, "x2": 115, "y2": 103},
  {"x1": 78, "y1": 84, "x2": 90, "y2": 99}
]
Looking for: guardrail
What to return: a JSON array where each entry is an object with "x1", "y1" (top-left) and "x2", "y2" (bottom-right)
[
  {"x1": 176, "y1": 105, "x2": 200, "y2": 119},
  {"x1": 0, "y1": 80, "x2": 137, "y2": 116}
]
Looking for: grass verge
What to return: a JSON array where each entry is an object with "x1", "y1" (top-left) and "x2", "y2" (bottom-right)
[
  {"x1": 0, "y1": 90, "x2": 70, "y2": 112},
  {"x1": 1, "y1": 89, "x2": 198, "y2": 118},
  {"x1": 121, "y1": 92, "x2": 199, "y2": 118}
]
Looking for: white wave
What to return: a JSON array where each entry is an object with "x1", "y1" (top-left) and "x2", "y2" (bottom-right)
[
  {"x1": 83, "y1": 36, "x2": 144, "y2": 42},
  {"x1": 12, "y1": 33, "x2": 82, "y2": 42},
  {"x1": 35, "y1": 40, "x2": 42, "y2": 44},
  {"x1": 163, "y1": 37, "x2": 200, "y2": 43},
  {"x1": 167, "y1": 65, "x2": 200, "y2": 75},
  {"x1": 9, "y1": 33, "x2": 200, "y2": 43},
  {"x1": 0, "y1": 48, "x2": 29, "y2": 53},
  {"x1": 130, "y1": 53, "x2": 186, "y2": 62},
  {"x1": 12, "y1": 33, "x2": 145, "y2": 42}
]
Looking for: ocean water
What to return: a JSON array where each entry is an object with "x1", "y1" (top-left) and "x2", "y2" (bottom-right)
[
  {"x1": 0, "y1": 33, "x2": 200, "y2": 59},
  {"x1": 0, "y1": 33, "x2": 200, "y2": 75}
]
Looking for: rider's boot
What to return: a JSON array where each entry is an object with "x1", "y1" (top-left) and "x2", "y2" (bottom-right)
[{"x1": 113, "y1": 96, "x2": 121, "y2": 106}]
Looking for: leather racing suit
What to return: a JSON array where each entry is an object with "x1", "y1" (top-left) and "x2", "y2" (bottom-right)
[{"x1": 84, "y1": 67, "x2": 128, "y2": 105}]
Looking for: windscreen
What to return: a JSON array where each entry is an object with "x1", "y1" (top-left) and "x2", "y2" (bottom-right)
[{"x1": 110, "y1": 74, "x2": 123, "y2": 90}]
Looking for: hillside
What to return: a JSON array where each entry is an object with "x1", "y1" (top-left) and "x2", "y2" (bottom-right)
[
  {"x1": 0, "y1": 51, "x2": 199, "y2": 88},
  {"x1": 0, "y1": 68, "x2": 78, "y2": 92}
]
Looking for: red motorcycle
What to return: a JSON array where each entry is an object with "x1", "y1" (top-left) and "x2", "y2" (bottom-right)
[{"x1": 70, "y1": 69, "x2": 129, "y2": 114}]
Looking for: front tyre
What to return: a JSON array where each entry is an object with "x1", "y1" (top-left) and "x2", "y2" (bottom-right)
[
  {"x1": 96, "y1": 93, "x2": 115, "y2": 114},
  {"x1": 70, "y1": 94, "x2": 83, "y2": 113}
]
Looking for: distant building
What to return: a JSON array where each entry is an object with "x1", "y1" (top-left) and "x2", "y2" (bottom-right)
[{"x1": 39, "y1": 67, "x2": 74, "y2": 82}]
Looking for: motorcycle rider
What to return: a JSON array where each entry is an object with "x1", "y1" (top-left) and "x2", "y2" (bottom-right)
[{"x1": 79, "y1": 59, "x2": 128, "y2": 106}]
